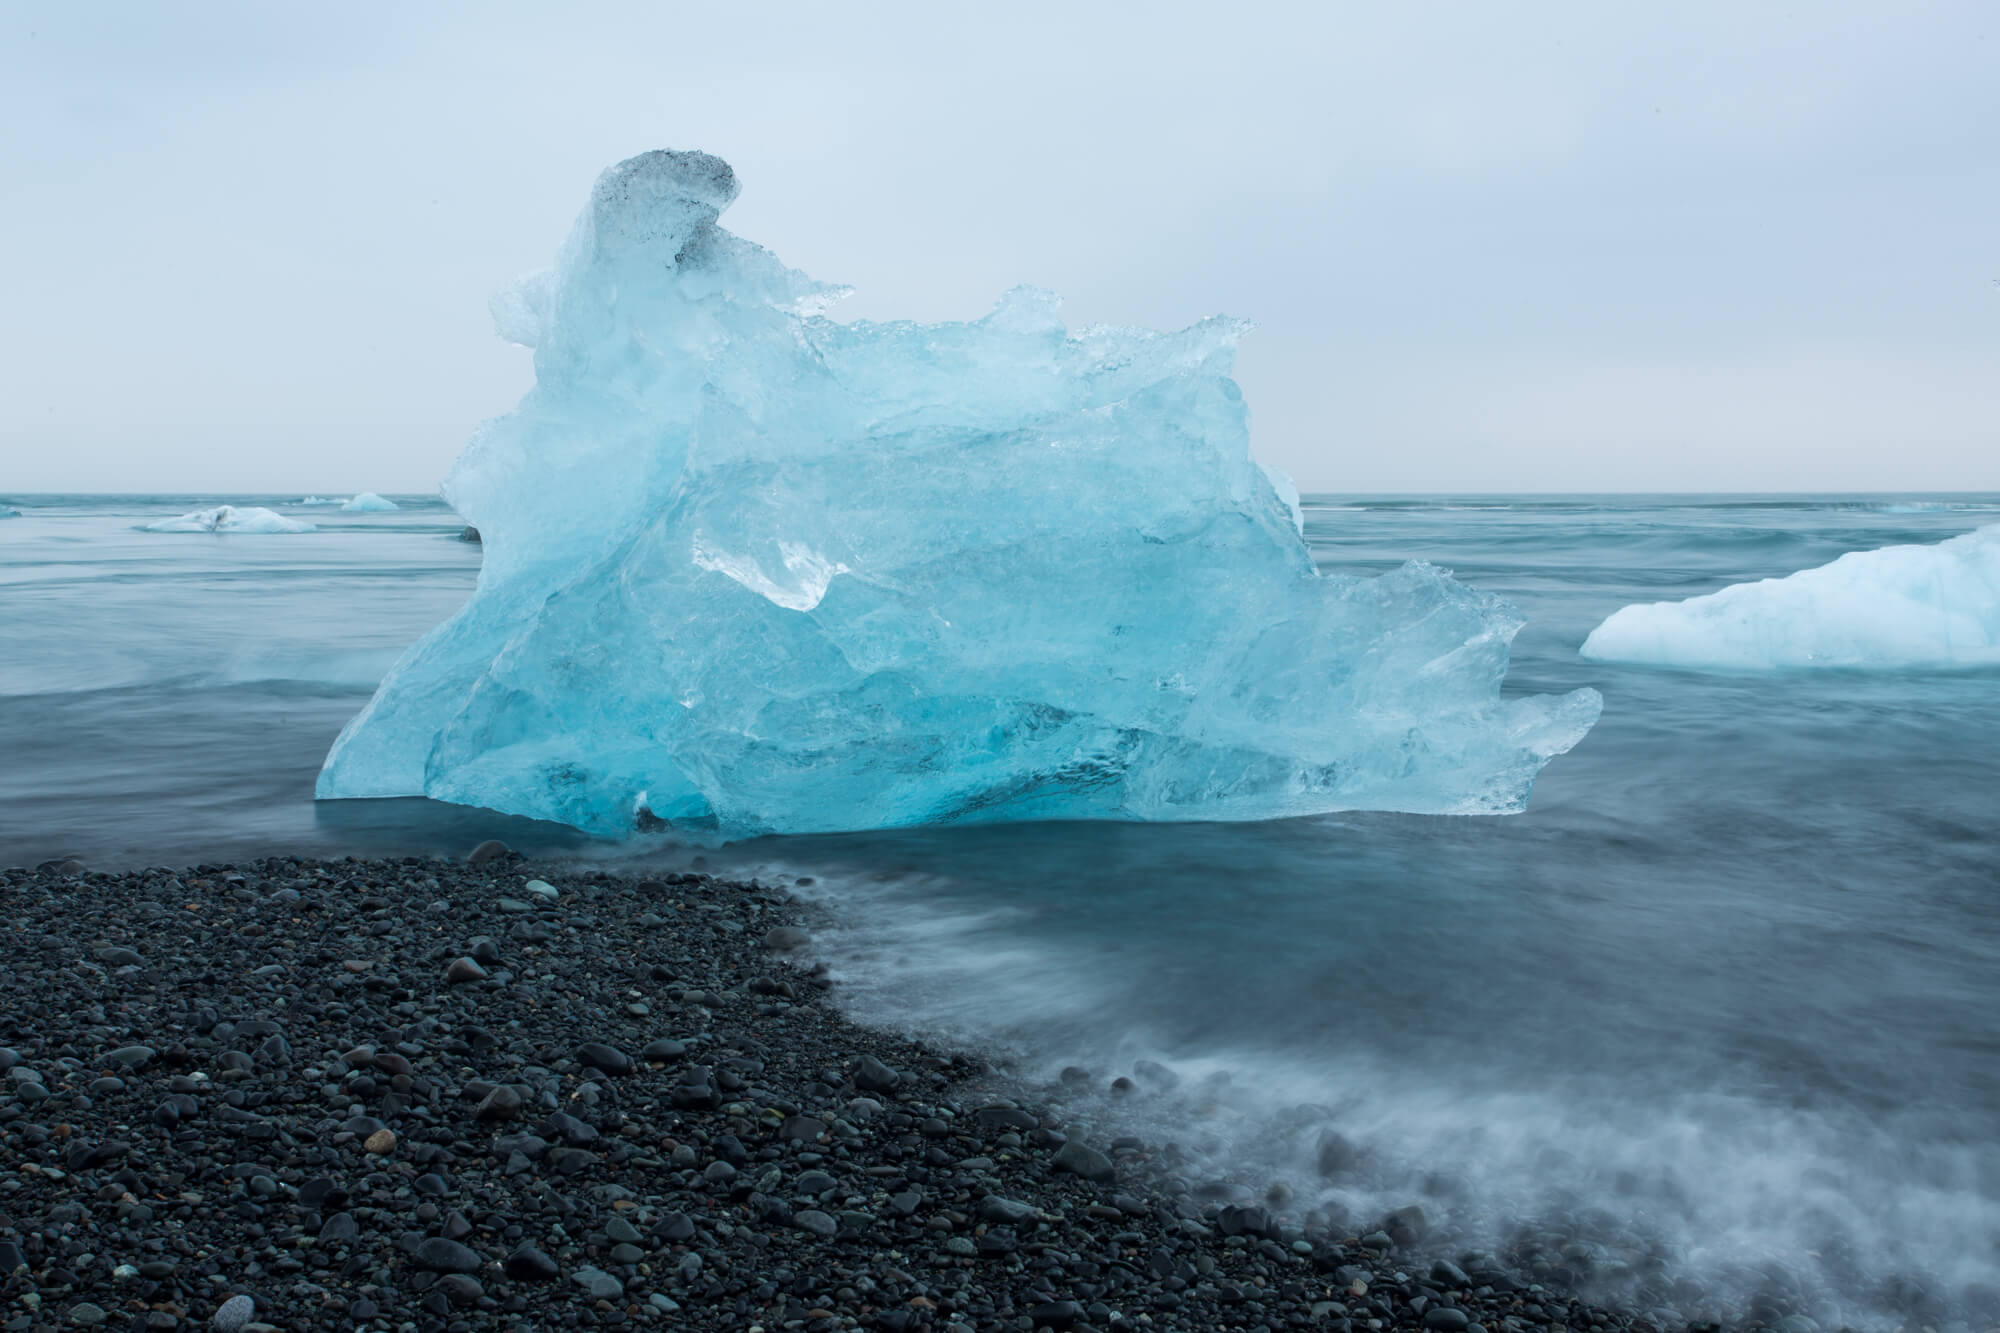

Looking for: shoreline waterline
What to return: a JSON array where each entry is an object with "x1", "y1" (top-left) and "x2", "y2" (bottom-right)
[
  {"x1": 6, "y1": 850, "x2": 1989, "y2": 1331},
  {"x1": 3, "y1": 852, "x2": 1665, "y2": 1333}
]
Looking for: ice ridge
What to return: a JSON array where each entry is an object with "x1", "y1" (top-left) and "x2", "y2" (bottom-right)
[
  {"x1": 317, "y1": 149, "x2": 1600, "y2": 837},
  {"x1": 1582, "y1": 525, "x2": 2000, "y2": 669}
]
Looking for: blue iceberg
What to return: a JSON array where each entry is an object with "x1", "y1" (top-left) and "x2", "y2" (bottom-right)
[
  {"x1": 341, "y1": 492, "x2": 400, "y2": 512},
  {"x1": 1583, "y1": 524, "x2": 2000, "y2": 670},
  {"x1": 318, "y1": 149, "x2": 1599, "y2": 837}
]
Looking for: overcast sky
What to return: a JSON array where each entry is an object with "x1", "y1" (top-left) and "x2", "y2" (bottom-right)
[{"x1": 3, "y1": 1, "x2": 1995, "y2": 493}]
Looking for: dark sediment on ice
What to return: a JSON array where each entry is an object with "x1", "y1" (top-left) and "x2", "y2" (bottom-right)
[{"x1": 1, "y1": 855, "x2": 1660, "y2": 1333}]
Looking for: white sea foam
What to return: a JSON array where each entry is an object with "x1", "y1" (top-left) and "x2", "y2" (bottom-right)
[{"x1": 723, "y1": 855, "x2": 1999, "y2": 1332}]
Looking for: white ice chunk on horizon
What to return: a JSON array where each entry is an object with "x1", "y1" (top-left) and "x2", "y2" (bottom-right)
[
  {"x1": 1582, "y1": 525, "x2": 2000, "y2": 670},
  {"x1": 298, "y1": 495, "x2": 341, "y2": 506},
  {"x1": 341, "y1": 492, "x2": 400, "y2": 512},
  {"x1": 141, "y1": 505, "x2": 316, "y2": 534},
  {"x1": 316, "y1": 149, "x2": 1600, "y2": 838}
]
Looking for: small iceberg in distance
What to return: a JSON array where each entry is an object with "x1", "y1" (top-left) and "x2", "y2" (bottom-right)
[
  {"x1": 0, "y1": 504, "x2": 19, "y2": 518},
  {"x1": 142, "y1": 505, "x2": 316, "y2": 534},
  {"x1": 1582, "y1": 525, "x2": 2000, "y2": 670},
  {"x1": 341, "y1": 492, "x2": 400, "y2": 512},
  {"x1": 298, "y1": 495, "x2": 341, "y2": 506},
  {"x1": 318, "y1": 148, "x2": 1600, "y2": 838}
]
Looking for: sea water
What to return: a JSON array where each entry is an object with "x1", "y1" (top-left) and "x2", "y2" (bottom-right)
[{"x1": 3, "y1": 492, "x2": 1997, "y2": 1326}]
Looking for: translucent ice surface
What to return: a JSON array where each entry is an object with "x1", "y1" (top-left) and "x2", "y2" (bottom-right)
[
  {"x1": 341, "y1": 492, "x2": 400, "y2": 512},
  {"x1": 318, "y1": 149, "x2": 1600, "y2": 837},
  {"x1": 1583, "y1": 525, "x2": 2000, "y2": 669},
  {"x1": 142, "y1": 505, "x2": 315, "y2": 535}
]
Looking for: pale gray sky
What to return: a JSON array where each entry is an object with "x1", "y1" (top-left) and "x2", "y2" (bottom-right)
[{"x1": 3, "y1": 1, "x2": 1995, "y2": 493}]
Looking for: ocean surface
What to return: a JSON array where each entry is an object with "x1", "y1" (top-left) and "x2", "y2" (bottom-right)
[{"x1": 4, "y1": 491, "x2": 1997, "y2": 1328}]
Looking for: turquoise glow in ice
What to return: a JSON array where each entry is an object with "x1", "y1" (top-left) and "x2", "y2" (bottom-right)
[{"x1": 317, "y1": 150, "x2": 1600, "y2": 837}]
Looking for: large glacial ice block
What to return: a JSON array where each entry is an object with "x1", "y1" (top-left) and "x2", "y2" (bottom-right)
[
  {"x1": 1582, "y1": 525, "x2": 2000, "y2": 669},
  {"x1": 317, "y1": 149, "x2": 1600, "y2": 837}
]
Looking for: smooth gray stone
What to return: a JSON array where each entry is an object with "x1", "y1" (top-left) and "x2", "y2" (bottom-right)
[
  {"x1": 794, "y1": 1209, "x2": 838, "y2": 1238},
  {"x1": 411, "y1": 1236, "x2": 482, "y2": 1273},
  {"x1": 854, "y1": 1054, "x2": 901, "y2": 1092},
  {"x1": 978, "y1": 1195, "x2": 1038, "y2": 1225},
  {"x1": 1053, "y1": 1139, "x2": 1116, "y2": 1182}
]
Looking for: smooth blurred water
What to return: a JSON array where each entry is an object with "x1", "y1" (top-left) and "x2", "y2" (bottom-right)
[
  {"x1": 0, "y1": 494, "x2": 590, "y2": 859},
  {"x1": 3, "y1": 492, "x2": 1997, "y2": 1326}
]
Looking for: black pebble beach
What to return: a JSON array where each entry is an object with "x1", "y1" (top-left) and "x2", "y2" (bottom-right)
[{"x1": 1, "y1": 853, "x2": 1655, "y2": 1333}]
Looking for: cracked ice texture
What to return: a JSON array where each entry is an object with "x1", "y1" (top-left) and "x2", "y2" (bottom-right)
[
  {"x1": 317, "y1": 150, "x2": 1600, "y2": 837},
  {"x1": 1583, "y1": 525, "x2": 2000, "y2": 670}
]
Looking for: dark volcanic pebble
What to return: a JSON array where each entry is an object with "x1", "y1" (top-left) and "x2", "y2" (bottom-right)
[
  {"x1": 504, "y1": 1243, "x2": 559, "y2": 1281},
  {"x1": 1053, "y1": 1137, "x2": 1117, "y2": 1182},
  {"x1": 575, "y1": 1041, "x2": 633, "y2": 1074},
  {"x1": 0, "y1": 854, "x2": 1660, "y2": 1333},
  {"x1": 854, "y1": 1051, "x2": 902, "y2": 1092},
  {"x1": 317, "y1": 1210, "x2": 359, "y2": 1242},
  {"x1": 445, "y1": 955, "x2": 489, "y2": 983},
  {"x1": 412, "y1": 1235, "x2": 484, "y2": 1273}
]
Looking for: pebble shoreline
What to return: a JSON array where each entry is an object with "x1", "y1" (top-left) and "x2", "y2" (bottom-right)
[{"x1": 0, "y1": 854, "x2": 1699, "y2": 1333}]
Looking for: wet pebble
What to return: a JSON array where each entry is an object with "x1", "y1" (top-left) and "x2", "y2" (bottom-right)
[
  {"x1": 445, "y1": 955, "x2": 488, "y2": 983},
  {"x1": 576, "y1": 1041, "x2": 633, "y2": 1074},
  {"x1": 504, "y1": 1244, "x2": 559, "y2": 1281},
  {"x1": 763, "y1": 925, "x2": 812, "y2": 951},
  {"x1": 412, "y1": 1236, "x2": 483, "y2": 1274}
]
